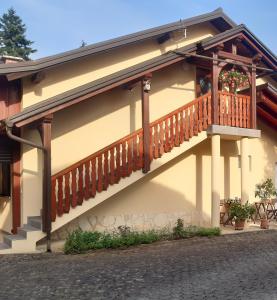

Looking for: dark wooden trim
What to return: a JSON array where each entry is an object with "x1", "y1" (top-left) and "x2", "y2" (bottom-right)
[
  {"x1": 250, "y1": 65, "x2": 257, "y2": 128},
  {"x1": 241, "y1": 35, "x2": 276, "y2": 69},
  {"x1": 7, "y1": 80, "x2": 22, "y2": 234},
  {"x1": 258, "y1": 93, "x2": 277, "y2": 113},
  {"x1": 39, "y1": 115, "x2": 53, "y2": 251},
  {"x1": 11, "y1": 131, "x2": 21, "y2": 234},
  {"x1": 141, "y1": 77, "x2": 151, "y2": 173},
  {"x1": 212, "y1": 52, "x2": 219, "y2": 124},
  {"x1": 257, "y1": 106, "x2": 277, "y2": 128},
  {"x1": 218, "y1": 50, "x2": 252, "y2": 64}
]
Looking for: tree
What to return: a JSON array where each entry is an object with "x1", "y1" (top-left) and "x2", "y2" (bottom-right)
[{"x1": 0, "y1": 7, "x2": 36, "y2": 60}]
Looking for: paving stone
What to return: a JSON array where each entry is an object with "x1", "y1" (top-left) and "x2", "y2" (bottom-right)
[{"x1": 0, "y1": 231, "x2": 277, "y2": 299}]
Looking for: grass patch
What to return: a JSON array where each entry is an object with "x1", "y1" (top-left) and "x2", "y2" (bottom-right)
[{"x1": 64, "y1": 219, "x2": 220, "y2": 254}]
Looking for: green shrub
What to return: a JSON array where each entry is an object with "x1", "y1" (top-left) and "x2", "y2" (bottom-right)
[
  {"x1": 229, "y1": 202, "x2": 255, "y2": 221},
  {"x1": 64, "y1": 220, "x2": 221, "y2": 254}
]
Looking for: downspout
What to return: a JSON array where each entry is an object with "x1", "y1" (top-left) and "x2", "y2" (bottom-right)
[{"x1": 5, "y1": 122, "x2": 52, "y2": 252}]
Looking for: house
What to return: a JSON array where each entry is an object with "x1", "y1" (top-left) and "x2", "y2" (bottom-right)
[{"x1": 0, "y1": 8, "x2": 276, "y2": 253}]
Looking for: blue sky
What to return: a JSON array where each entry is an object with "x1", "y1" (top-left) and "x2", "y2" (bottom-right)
[{"x1": 1, "y1": 0, "x2": 276, "y2": 59}]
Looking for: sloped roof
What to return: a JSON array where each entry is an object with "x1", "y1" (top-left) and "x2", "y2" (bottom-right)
[
  {"x1": 0, "y1": 8, "x2": 235, "y2": 78},
  {"x1": 6, "y1": 24, "x2": 277, "y2": 128}
]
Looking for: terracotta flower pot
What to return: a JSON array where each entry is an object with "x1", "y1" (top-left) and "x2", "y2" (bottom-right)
[
  {"x1": 235, "y1": 219, "x2": 245, "y2": 230},
  {"x1": 260, "y1": 219, "x2": 269, "y2": 229}
]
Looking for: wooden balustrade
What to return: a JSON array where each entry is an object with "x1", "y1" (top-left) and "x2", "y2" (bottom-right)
[
  {"x1": 218, "y1": 91, "x2": 251, "y2": 128},
  {"x1": 51, "y1": 91, "x2": 251, "y2": 221},
  {"x1": 149, "y1": 93, "x2": 211, "y2": 159},
  {"x1": 51, "y1": 129, "x2": 143, "y2": 221}
]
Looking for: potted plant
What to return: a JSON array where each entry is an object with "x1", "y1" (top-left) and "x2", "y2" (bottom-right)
[
  {"x1": 255, "y1": 178, "x2": 277, "y2": 229},
  {"x1": 229, "y1": 202, "x2": 255, "y2": 230},
  {"x1": 255, "y1": 178, "x2": 277, "y2": 203},
  {"x1": 259, "y1": 212, "x2": 269, "y2": 230},
  {"x1": 219, "y1": 69, "x2": 248, "y2": 93}
]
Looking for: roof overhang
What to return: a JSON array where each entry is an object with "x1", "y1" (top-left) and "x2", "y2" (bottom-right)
[
  {"x1": 0, "y1": 8, "x2": 236, "y2": 80},
  {"x1": 5, "y1": 24, "x2": 277, "y2": 129},
  {"x1": 256, "y1": 83, "x2": 277, "y2": 129}
]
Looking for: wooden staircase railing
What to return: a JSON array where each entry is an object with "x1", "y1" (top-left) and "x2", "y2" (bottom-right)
[{"x1": 51, "y1": 91, "x2": 250, "y2": 222}]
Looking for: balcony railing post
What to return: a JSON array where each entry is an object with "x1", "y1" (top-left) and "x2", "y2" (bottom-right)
[
  {"x1": 250, "y1": 64, "x2": 257, "y2": 129},
  {"x1": 212, "y1": 51, "x2": 219, "y2": 124}
]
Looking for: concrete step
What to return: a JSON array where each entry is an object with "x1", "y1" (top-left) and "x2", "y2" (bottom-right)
[
  {"x1": 28, "y1": 216, "x2": 42, "y2": 230},
  {"x1": 4, "y1": 234, "x2": 25, "y2": 247},
  {"x1": 0, "y1": 242, "x2": 10, "y2": 250},
  {"x1": 18, "y1": 224, "x2": 40, "y2": 238},
  {"x1": 0, "y1": 216, "x2": 45, "y2": 254}
]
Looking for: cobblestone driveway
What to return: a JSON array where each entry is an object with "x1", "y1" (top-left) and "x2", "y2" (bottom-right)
[{"x1": 1, "y1": 231, "x2": 277, "y2": 300}]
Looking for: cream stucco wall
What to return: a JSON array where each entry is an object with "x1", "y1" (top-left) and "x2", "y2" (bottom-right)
[
  {"x1": 18, "y1": 21, "x2": 220, "y2": 224},
  {"x1": 52, "y1": 126, "x2": 277, "y2": 238},
  {"x1": 20, "y1": 60, "x2": 196, "y2": 224},
  {"x1": 20, "y1": 68, "x2": 277, "y2": 230},
  {"x1": 21, "y1": 22, "x2": 218, "y2": 108},
  {"x1": 10, "y1": 20, "x2": 276, "y2": 235},
  {"x1": 0, "y1": 197, "x2": 12, "y2": 233}
]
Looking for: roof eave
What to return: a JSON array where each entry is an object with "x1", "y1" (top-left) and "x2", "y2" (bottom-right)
[{"x1": 0, "y1": 8, "x2": 236, "y2": 78}]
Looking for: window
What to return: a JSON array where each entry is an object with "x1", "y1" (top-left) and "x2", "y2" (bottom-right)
[
  {"x1": 196, "y1": 68, "x2": 211, "y2": 97},
  {"x1": 0, "y1": 162, "x2": 11, "y2": 197},
  {"x1": 238, "y1": 155, "x2": 251, "y2": 171}
]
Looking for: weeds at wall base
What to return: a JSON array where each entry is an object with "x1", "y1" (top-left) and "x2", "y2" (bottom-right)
[{"x1": 64, "y1": 219, "x2": 221, "y2": 254}]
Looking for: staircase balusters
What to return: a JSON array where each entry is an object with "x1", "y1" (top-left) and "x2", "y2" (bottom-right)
[
  {"x1": 57, "y1": 176, "x2": 63, "y2": 216},
  {"x1": 84, "y1": 161, "x2": 90, "y2": 200},
  {"x1": 51, "y1": 92, "x2": 253, "y2": 221},
  {"x1": 103, "y1": 151, "x2": 109, "y2": 189},
  {"x1": 110, "y1": 148, "x2": 115, "y2": 184},
  {"x1": 91, "y1": 158, "x2": 96, "y2": 197},
  {"x1": 97, "y1": 155, "x2": 103, "y2": 193},
  {"x1": 64, "y1": 172, "x2": 70, "y2": 211}
]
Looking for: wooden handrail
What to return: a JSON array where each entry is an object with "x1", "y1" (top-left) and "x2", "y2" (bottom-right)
[
  {"x1": 52, "y1": 94, "x2": 211, "y2": 179},
  {"x1": 219, "y1": 91, "x2": 250, "y2": 99},
  {"x1": 51, "y1": 91, "x2": 252, "y2": 222},
  {"x1": 52, "y1": 128, "x2": 143, "y2": 179},
  {"x1": 150, "y1": 94, "x2": 209, "y2": 127}
]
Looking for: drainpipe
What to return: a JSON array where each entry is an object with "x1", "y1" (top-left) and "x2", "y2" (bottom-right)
[{"x1": 5, "y1": 122, "x2": 52, "y2": 252}]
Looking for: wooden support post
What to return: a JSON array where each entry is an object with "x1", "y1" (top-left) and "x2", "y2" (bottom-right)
[
  {"x1": 11, "y1": 129, "x2": 21, "y2": 234},
  {"x1": 212, "y1": 51, "x2": 219, "y2": 124},
  {"x1": 8, "y1": 80, "x2": 22, "y2": 234},
  {"x1": 39, "y1": 115, "x2": 53, "y2": 252},
  {"x1": 250, "y1": 54, "x2": 262, "y2": 129},
  {"x1": 141, "y1": 75, "x2": 151, "y2": 173},
  {"x1": 250, "y1": 65, "x2": 256, "y2": 129}
]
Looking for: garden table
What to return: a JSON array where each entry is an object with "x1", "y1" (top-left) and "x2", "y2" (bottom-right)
[{"x1": 254, "y1": 201, "x2": 277, "y2": 221}]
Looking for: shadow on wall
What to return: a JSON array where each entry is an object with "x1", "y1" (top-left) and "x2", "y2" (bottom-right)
[
  {"x1": 51, "y1": 137, "x2": 249, "y2": 240},
  {"x1": 258, "y1": 120, "x2": 277, "y2": 179},
  {"x1": 51, "y1": 61, "x2": 194, "y2": 141},
  {"x1": 31, "y1": 40, "x2": 163, "y2": 97},
  {"x1": 52, "y1": 140, "x2": 213, "y2": 240},
  {"x1": 0, "y1": 198, "x2": 11, "y2": 233},
  {"x1": 52, "y1": 180, "x2": 212, "y2": 241}
]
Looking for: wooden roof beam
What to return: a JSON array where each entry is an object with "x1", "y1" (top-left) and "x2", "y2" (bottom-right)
[{"x1": 257, "y1": 106, "x2": 277, "y2": 128}]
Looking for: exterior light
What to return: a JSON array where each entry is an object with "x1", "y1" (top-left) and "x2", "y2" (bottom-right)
[{"x1": 143, "y1": 79, "x2": 151, "y2": 92}]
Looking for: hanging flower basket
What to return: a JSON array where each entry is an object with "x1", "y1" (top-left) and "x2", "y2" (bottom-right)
[{"x1": 219, "y1": 70, "x2": 248, "y2": 93}]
